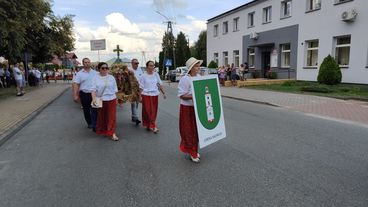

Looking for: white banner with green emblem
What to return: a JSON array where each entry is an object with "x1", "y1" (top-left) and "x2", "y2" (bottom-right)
[{"x1": 191, "y1": 75, "x2": 226, "y2": 148}]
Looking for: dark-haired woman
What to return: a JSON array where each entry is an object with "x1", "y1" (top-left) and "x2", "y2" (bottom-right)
[
  {"x1": 91, "y1": 62, "x2": 119, "y2": 141},
  {"x1": 139, "y1": 60, "x2": 166, "y2": 133}
]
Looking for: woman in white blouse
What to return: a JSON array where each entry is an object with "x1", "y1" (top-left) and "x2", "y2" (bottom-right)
[
  {"x1": 177, "y1": 57, "x2": 202, "y2": 163},
  {"x1": 92, "y1": 62, "x2": 119, "y2": 141},
  {"x1": 139, "y1": 60, "x2": 166, "y2": 133}
]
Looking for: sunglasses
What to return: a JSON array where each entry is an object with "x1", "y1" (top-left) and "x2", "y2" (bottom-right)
[
  {"x1": 100, "y1": 67, "x2": 109, "y2": 70},
  {"x1": 133, "y1": 62, "x2": 139, "y2": 65}
]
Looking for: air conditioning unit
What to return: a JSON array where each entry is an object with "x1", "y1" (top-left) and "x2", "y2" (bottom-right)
[
  {"x1": 250, "y1": 32, "x2": 258, "y2": 40},
  {"x1": 341, "y1": 9, "x2": 358, "y2": 22}
]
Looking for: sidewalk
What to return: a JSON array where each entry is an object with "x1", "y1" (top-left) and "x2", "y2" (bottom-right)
[
  {"x1": 166, "y1": 82, "x2": 368, "y2": 127},
  {"x1": 0, "y1": 83, "x2": 70, "y2": 145}
]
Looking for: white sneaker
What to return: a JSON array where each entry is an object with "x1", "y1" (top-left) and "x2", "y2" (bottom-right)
[{"x1": 190, "y1": 156, "x2": 200, "y2": 163}]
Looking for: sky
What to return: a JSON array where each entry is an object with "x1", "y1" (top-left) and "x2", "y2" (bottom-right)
[{"x1": 52, "y1": 0, "x2": 252, "y2": 64}]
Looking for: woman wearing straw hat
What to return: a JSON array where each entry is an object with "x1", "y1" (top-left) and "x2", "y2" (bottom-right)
[{"x1": 177, "y1": 57, "x2": 202, "y2": 163}]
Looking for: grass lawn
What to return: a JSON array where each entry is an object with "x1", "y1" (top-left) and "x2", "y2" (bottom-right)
[{"x1": 244, "y1": 81, "x2": 368, "y2": 101}]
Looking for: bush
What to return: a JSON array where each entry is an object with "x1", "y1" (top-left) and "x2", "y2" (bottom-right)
[
  {"x1": 301, "y1": 85, "x2": 334, "y2": 93},
  {"x1": 207, "y1": 60, "x2": 218, "y2": 69},
  {"x1": 282, "y1": 80, "x2": 297, "y2": 86},
  {"x1": 266, "y1": 71, "x2": 278, "y2": 79},
  {"x1": 251, "y1": 71, "x2": 261, "y2": 79},
  {"x1": 317, "y1": 55, "x2": 342, "y2": 85}
]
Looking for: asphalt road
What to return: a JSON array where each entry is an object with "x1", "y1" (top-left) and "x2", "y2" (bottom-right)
[{"x1": 0, "y1": 86, "x2": 368, "y2": 207}]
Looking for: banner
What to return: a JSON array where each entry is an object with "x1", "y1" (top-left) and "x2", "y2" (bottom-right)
[{"x1": 191, "y1": 75, "x2": 226, "y2": 148}]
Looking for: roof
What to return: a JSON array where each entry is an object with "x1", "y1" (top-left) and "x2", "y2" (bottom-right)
[{"x1": 207, "y1": 0, "x2": 263, "y2": 23}]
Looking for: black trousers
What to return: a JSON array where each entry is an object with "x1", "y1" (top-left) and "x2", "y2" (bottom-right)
[{"x1": 79, "y1": 91, "x2": 97, "y2": 127}]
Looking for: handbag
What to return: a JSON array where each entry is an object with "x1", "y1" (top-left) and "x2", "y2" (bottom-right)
[{"x1": 91, "y1": 77, "x2": 108, "y2": 108}]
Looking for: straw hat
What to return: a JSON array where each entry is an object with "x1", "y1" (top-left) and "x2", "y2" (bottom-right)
[{"x1": 185, "y1": 57, "x2": 203, "y2": 74}]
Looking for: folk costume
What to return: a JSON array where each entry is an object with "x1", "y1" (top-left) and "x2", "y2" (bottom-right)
[
  {"x1": 178, "y1": 57, "x2": 203, "y2": 162},
  {"x1": 139, "y1": 72, "x2": 162, "y2": 131},
  {"x1": 91, "y1": 74, "x2": 118, "y2": 136}
]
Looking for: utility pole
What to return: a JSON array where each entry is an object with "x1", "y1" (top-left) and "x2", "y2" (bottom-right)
[
  {"x1": 156, "y1": 11, "x2": 176, "y2": 76},
  {"x1": 141, "y1": 51, "x2": 146, "y2": 65}
]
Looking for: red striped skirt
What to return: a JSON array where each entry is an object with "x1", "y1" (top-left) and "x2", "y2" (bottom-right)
[
  {"x1": 96, "y1": 99, "x2": 117, "y2": 136},
  {"x1": 179, "y1": 104, "x2": 199, "y2": 158},
  {"x1": 141, "y1": 95, "x2": 158, "y2": 129}
]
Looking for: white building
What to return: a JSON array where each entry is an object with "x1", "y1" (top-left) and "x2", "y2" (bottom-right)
[{"x1": 207, "y1": 0, "x2": 368, "y2": 84}]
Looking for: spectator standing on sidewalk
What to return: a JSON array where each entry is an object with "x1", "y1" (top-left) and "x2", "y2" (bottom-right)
[
  {"x1": 177, "y1": 57, "x2": 202, "y2": 163},
  {"x1": 13, "y1": 63, "x2": 24, "y2": 96},
  {"x1": 139, "y1": 60, "x2": 166, "y2": 133},
  {"x1": 230, "y1": 63, "x2": 237, "y2": 86},
  {"x1": 5, "y1": 68, "x2": 11, "y2": 88},
  {"x1": 0, "y1": 65, "x2": 4, "y2": 88},
  {"x1": 91, "y1": 62, "x2": 119, "y2": 141},
  {"x1": 218, "y1": 66, "x2": 226, "y2": 86},
  {"x1": 129, "y1": 58, "x2": 143, "y2": 126},
  {"x1": 73, "y1": 58, "x2": 98, "y2": 130}
]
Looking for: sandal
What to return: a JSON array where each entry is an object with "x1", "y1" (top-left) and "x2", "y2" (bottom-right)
[
  {"x1": 111, "y1": 134, "x2": 119, "y2": 141},
  {"x1": 151, "y1": 127, "x2": 159, "y2": 134}
]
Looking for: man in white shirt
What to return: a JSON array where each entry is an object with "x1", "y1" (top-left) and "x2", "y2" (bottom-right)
[
  {"x1": 73, "y1": 58, "x2": 98, "y2": 130},
  {"x1": 129, "y1": 58, "x2": 144, "y2": 125},
  {"x1": 13, "y1": 63, "x2": 24, "y2": 96}
]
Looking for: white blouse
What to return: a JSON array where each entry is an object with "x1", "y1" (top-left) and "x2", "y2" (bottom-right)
[
  {"x1": 177, "y1": 74, "x2": 200, "y2": 106},
  {"x1": 91, "y1": 74, "x2": 118, "y2": 101},
  {"x1": 139, "y1": 72, "x2": 162, "y2": 96}
]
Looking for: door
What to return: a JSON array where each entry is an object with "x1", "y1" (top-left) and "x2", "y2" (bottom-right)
[{"x1": 262, "y1": 52, "x2": 271, "y2": 78}]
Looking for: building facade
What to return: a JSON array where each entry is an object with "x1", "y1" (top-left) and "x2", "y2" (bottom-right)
[{"x1": 207, "y1": 0, "x2": 368, "y2": 84}]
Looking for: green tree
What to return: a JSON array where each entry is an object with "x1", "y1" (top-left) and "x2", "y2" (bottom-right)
[
  {"x1": 175, "y1": 32, "x2": 190, "y2": 67},
  {"x1": 160, "y1": 32, "x2": 175, "y2": 76},
  {"x1": 208, "y1": 60, "x2": 218, "y2": 68},
  {"x1": 194, "y1": 30, "x2": 207, "y2": 66},
  {"x1": 317, "y1": 55, "x2": 342, "y2": 85}
]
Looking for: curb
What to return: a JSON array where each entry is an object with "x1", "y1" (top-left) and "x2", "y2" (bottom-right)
[
  {"x1": 221, "y1": 95, "x2": 280, "y2": 107},
  {"x1": 0, "y1": 87, "x2": 69, "y2": 147}
]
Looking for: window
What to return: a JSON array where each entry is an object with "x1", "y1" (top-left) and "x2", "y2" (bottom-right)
[
  {"x1": 223, "y1": 51, "x2": 228, "y2": 66},
  {"x1": 233, "y1": 50, "x2": 240, "y2": 67},
  {"x1": 223, "y1": 21, "x2": 228, "y2": 34},
  {"x1": 248, "y1": 48, "x2": 255, "y2": 67},
  {"x1": 214, "y1": 53, "x2": 219, "y2": 65},
  {"x1": 248, "y1": 12, "x2": 255, "y2": 27},
  {"x1": 334, "y1": 0, "x2": 353, "y2": 5},
  {"x1": 214, "y1": 25, "x2": 218, "y2": 37},
  {"x1": 305, "y1": 40, "x2": 319, "y2": 67},
  {"x1": 281, "y1": 44, "x2": 291, "y2": 67},
  {"x1": 281, "y1": 0, "x2": 292, "y2": 18},
  {"x1": 263, "y1": 6, "x2": 272, "y2": 23},
  {"x1": 334, "y1": 36, "x2": 351, "y2": 67},
  {"x1": 307, "y1": 0, "x2": 321, "y2": 11},
  {"x1": 233, "y1": 17, "x2": 239, "y2": 31}
]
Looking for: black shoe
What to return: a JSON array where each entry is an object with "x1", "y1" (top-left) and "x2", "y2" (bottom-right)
[
  {"x1": 92, "y1": 127, "x2": 96, "y2": 132},
  {"x1": 87, "y1": 125, "x2": 93, "y2": 129},
  {"x1": 135, "y1": 119, "x2": 141, "y2": 126}
]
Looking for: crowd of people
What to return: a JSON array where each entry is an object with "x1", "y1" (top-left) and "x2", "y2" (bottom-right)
[
  {"x1": 217, "y1": 62, "x2": 249, "y2": 86},
  {"x1": 72, "y1": 57, "x2": 203, "y2": 163}
]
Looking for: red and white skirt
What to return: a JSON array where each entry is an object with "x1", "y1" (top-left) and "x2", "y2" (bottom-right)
[
  {"x1": 141, "y1": 95, "x2": 159, "y2": 129},
  {"x1": 179, "y1": 104, "x2": 199, "y2": 158},
  {"x1": 96, "y1": 99, "x2": 117, "y2": 136}
]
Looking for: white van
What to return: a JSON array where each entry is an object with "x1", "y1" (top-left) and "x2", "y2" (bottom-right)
[{"x1": 175, "y1": 66, "x2": 188, "y2": 82}]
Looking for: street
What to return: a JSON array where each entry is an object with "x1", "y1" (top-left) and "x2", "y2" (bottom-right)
[{"x1": 1, "y1": 86, "x2": 368, "y2": 207}]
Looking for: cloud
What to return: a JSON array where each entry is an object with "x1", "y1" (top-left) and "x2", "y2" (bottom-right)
[
  {"x1": 185, "y1": 15, "x2": 196, "y2": 21},
  {"x1": 75, "y1": 27, "x2": 96, "y2": 42},
  {"x1": 153, "y1": 0, "x2": 187, "y2": 11},
  {"x1": 105, "y1": 13, "x2": 140, "y2": 35}
]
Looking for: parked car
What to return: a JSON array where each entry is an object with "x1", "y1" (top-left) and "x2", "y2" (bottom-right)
[
  {"x1": 200, "y1": 67, "x2": 218, "y2": 76},
  {"x1": 175, "y1": 66, "x2": 188, "y2": 82},
  {"x1": 167, "y1": 70, "x2": 177, "y2": 82}
]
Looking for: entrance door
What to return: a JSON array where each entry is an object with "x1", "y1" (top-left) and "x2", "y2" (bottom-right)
[{"x1": 262, "y1": 52, "x2": 271, "y2": 78}]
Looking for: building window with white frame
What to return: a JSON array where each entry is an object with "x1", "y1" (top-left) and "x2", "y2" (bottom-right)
[
  {"x1": 281, "y1": 44, "x2": 291, "y2": 67},
  {"x1": 233, "y1": 50, "x2": 240, "y2": 67},
  {"x1": 223, "y1": 21, "x2": 228, "y2": 34},
  {"x1": 306, "y1": 0, "x2": 321, "y2": 12},
  {"x1": 223, "y1": 51, "x2": 228, "y2": 66},
  {"x1": 263, "y1": 6, "x2": 272, "y2": 23},
  {"x1": 281, "y1": 0, "x2": 292, "y2": 18},
  {"x1": 214, "y1": 53, "x2": 219, "y2": 65},
  {"x1": 248, "y1": 48, "x2": 255, "y2": 68},
  {"x1": 334, "y1": 36, "x2": 351, "y2": 67},
  {"x1": 305, "y1": 40, "x2": 319, "y2": 67},
  {"x1": 214, "y1": 24, "x2": 218, "y2": 37},
  {"x1": 248, "y1": 12, "x2": 255, "y2": 27},
  {"x1": 233, "y1": 17, "x2": 239, "y2": 32}
]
